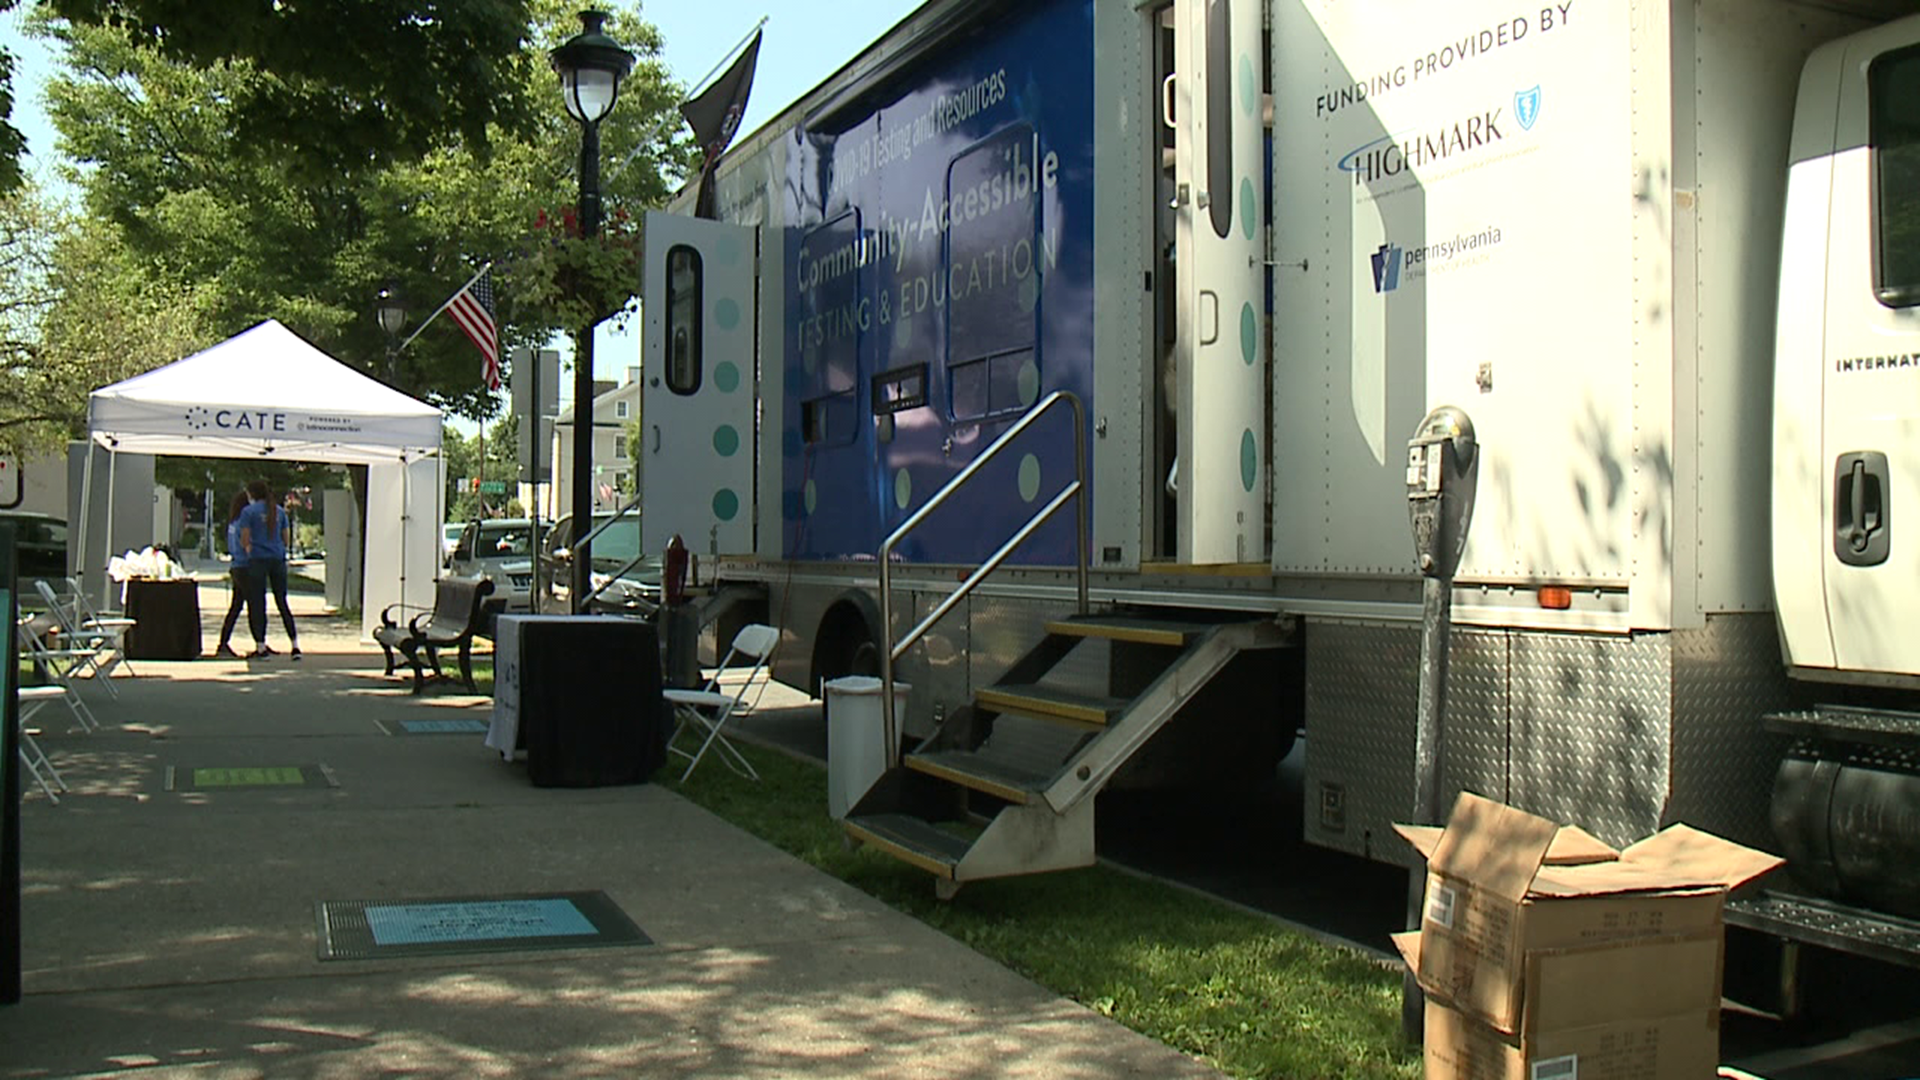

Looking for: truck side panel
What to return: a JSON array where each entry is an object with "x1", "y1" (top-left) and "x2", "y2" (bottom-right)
[{"x1": 777, "y1": 0, "x2": 1097, "y2": 568}]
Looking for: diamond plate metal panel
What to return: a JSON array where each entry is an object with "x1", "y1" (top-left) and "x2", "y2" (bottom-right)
[
  {"x1": 1449, "y1": 631, "x2": 1511, "y2": 807},
  {"x1": 969, "y1": 594, "x2": 1078, "y2": 694},
  {"x1": 1304, "y1": 620, "x2": 1510, "y2": 863},
  {"x1": 1509, "y1": 631, "x2": 1671, "y2": 848},
  {"x1": 1304, "y1": 620, "x2": 1418, "y2": 862},
  {"x1": 905, "y1": 590, "x2": 969, "y2": 740},
  {"x1": 1669, "y1": 613, "x2": 1795, "y2": 851}
]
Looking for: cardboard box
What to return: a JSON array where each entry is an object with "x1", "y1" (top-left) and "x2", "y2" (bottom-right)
[
  {"x1": 1395, "y1": 792, "x2": 1783, "y2": 1035},
  {"x1": 1420, "y1": 998, "x2": 1720, "y2": 1080}
]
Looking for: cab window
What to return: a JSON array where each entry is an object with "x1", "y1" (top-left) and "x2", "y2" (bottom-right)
[{"x1": 1870, "y1": 44, "x2": 1920, "y2": 307}]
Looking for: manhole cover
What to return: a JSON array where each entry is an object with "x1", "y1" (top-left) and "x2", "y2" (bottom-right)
[
  {"x1": 316, "y1": 891, "x2": 649, "y2": 960},
  {"x1": 166, "y1": 764, "x2": 336, "y2": 791}
]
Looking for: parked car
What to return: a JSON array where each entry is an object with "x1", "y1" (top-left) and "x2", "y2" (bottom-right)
[
  {"x1": 0, "y1": 510, "x2": 69, "y2": 586},
  {"x1": 541, "y1": 511, "x2": 660, "y2": 614},
  {"x1": 441, "y1": 522, "x2": 465, "y2": 567},
  {"x1": 447, "y1": 518, "x2": 535, "y2": 611}
]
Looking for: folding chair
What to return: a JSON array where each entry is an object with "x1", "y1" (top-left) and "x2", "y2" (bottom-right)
[
  {"x1": 64, "y1": 576, "x2": 139, "y2": 634},
  {"x1": 18, "y1": 616, "x2": 104, "y2": 732},
  {"x1": 17, "y1": 685, "x2": 74, "y2": 802},
  {"x1": 36, "y1": 578, "x2": 134, "y2": 691},
  {"x1": 664, "y1": 623, "x2": 779, "y2": 782}
]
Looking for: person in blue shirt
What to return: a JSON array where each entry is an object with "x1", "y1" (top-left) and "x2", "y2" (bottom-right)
[
  {"x1": 213, "y1": 489, "x2": 256, "y2": 658},
  {"x1": 237, "y1": 478, "x2": 301, "y2": 659}
]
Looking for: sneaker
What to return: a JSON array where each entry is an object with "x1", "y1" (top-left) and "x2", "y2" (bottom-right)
[
  {"x1": 214, "y1": 643, "x2": 239, "y2": 658},
  {"x1": 247, "y1": 644, "x2": 273, "y2": 659},
  {"x1": 290, "y1": 645, "x2": 303, "y2": 661}
]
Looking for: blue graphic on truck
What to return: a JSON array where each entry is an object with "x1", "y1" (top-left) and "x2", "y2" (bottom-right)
[{"x1": 778, "y1": 0, "x2": 1095, "y2": 565}]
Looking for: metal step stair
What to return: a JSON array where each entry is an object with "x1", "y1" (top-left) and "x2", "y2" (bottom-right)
[{"x1": 844, "y1": 612, "x2": 1291, "y2": 896}]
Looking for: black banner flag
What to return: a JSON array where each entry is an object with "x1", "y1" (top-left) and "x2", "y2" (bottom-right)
[{"x1": 680, "y1": 29, "x2": 761, "y2": 219}]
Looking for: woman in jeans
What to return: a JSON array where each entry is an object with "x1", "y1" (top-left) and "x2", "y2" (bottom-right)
[
  {"x1": 213, "y1": 489, "x2": 256, "y2": 657},
  {"x1": 236, "y1": 479, "x2": 301, "y2": 659}
]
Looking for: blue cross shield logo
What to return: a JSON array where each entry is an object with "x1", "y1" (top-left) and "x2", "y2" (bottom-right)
[{"x1": 1515, "y1": 86, "x2": 1542, "y2": 131}]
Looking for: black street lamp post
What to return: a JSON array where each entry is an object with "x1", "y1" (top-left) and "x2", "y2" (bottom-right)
[
  {"x1": 375, "y1": 282, "x2": 408, "y2": 383},
  {"x1": 551, "y1": 10, "x2": 633, "y2": 612}
]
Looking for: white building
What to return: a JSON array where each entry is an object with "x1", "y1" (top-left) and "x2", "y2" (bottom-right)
[{"x1": 546, "y1": 369, "x2": 639, "y2": 520}]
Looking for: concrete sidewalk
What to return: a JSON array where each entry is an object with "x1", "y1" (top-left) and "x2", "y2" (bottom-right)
[{"x1": 4, "y1": 582, "x2": 1222, "y2": 1078}]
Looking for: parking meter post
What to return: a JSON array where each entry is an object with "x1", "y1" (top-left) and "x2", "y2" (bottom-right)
[{"x1": 1399, "y1": 406, "x2": 1478, "y2": 1044}]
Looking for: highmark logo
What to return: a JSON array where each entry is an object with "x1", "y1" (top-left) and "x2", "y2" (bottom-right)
[{"x1": 1371, "y1": 243, "x2": 1404, "y2": 294}]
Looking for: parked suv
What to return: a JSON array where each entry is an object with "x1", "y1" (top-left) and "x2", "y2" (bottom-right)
[
  {"x1": 541, "y1": 511, "x2": 660, "y2": 614},
  {"x1": 447, "y1": 518, "x2": 535, "y2": 611}
]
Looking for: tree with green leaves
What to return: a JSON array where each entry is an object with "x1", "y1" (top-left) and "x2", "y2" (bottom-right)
[
  {"x1": 3, "y1": 0, "x2": 541, "y2": 191},
  {"x1": 33, "y1": 0, "x2": 694, "y2": 429}
]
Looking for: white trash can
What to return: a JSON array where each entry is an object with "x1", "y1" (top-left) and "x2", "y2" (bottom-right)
[{"x1": 824, "y1": 675, "x2": 911, "y2": 820}]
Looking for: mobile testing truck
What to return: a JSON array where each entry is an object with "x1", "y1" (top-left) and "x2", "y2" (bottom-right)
[{"x1": 632, "y1": 0, "x2": 1920, "y2": 985}]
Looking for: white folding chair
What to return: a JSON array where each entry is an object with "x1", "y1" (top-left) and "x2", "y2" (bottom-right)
[
  {"x1": 36, "y1": 578, "x2": 134, "y2": 691},
  {"x1": 18, "y1": 616, "x2": 104, "y2": 732},
  {"x1": 64, "y1": 576, "x2": 139, "y2": 634},
  {"x1": 664, "y1": 623, "x2": 779, "y2": 782},
  {"x1": 17, "y1": 685, "x2": 74, "y2": 802}
]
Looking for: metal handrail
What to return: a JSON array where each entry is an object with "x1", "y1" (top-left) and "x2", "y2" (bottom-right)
[
  {"x1": 564, "y1": 494, "x2": 645, "y2": 608},
  {"x1": 879, "y1": 390, "x2": 1088, "y2": 764}
]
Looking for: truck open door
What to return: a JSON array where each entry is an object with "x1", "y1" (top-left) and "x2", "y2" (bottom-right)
[
  {"x1": 1169, "y1": 0, "x2": 1267, "y2": 565},
  {"x1": 641, "y1": 211, "x2": 758, "y2": 560}
]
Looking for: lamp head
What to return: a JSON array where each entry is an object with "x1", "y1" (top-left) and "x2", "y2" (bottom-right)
[{"x1": 551, "y1": 10, "x2": 634, "y2": 125}]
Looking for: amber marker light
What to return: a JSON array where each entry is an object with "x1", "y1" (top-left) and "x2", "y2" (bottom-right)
[{"x1": 1537, "y1": 586, "x2": 1573, "y2": 610}]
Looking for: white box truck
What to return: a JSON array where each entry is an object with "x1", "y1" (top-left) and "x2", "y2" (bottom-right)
[{"x1": 636, "y1": 0, "x2": 1920, "y2": 973}]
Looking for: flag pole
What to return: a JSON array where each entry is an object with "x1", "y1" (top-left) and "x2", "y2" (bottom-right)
[
  {"x1": 688, "y1": 16, "x2": 767, "y2": 99},
  {"x1": 399, "y1": 260, "x2": 493, "y2": 352}
]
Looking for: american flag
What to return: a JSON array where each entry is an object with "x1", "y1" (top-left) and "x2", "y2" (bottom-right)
[{"x1": 447, "y1": 266, "x2": 500, "y2": 390}]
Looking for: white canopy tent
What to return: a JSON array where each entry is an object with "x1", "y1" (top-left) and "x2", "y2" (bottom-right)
[{"x1": 85, "y1": 319, "x2": 445, "y2": 640}]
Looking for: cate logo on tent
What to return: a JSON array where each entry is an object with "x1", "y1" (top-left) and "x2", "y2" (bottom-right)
[{"x1": 182, "y1": 406, "x2": 288, "y2": 433}]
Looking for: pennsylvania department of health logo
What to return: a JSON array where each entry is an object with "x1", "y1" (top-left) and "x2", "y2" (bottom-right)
[
  {"x1": 1514, "y1": 86, "x2": 1542, "y2": 131},
  {"x1": 183, "y1": 406, "x2": 212, "y2": 430}
]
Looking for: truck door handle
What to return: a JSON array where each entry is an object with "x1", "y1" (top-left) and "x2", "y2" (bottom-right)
[
  {"x1": 651, "y1": 424, "x2": 662, "y2": 454},
  {"x1": 1162, "y1": 73, "x2": 1177, "y2": 129},
  {"x1": 1834, "y1": 451, "x2": 1890, "y2": 567},
  {"x1": 1198, "y1": 290, "x2": 1219, "y2": 345}
]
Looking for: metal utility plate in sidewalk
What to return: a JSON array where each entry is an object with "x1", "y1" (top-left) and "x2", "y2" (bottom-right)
[
  {"x1": 376, "y1": 717, "x2": 491, "y2": 736},
  {"x1": 316, "y1": 891, "x2": 651, "y2": 960},
  {"x1": 165, "y1": 764, "x2": 337, "y2": 791}
]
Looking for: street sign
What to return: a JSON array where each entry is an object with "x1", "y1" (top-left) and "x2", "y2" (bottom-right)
[{"x1": 478, "y1": 481, "x2": 507, "y2": 495}]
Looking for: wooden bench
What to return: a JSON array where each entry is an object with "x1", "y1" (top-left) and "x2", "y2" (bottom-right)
[{"x1": 373, "y1": 577, "x2": 497, "y2": 694}]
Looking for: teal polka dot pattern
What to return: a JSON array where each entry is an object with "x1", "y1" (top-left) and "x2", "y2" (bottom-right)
[
  {"x1": 804, "y1": 478, "x2": 817, "y2": 514},
  {"x1": 1240, "y1": 177, "x2": 1257, "y2": 241},
  {"x1": 713, "y1": 488, "x2": 740, "y2": 521},
  {"x1": 1239, "y1": 430, "x2": 1258, "y2": 493},
  {"x1": 1018, "y1": 454, "x2": 1041, "y2": 502},
  {"x1": 1239, "y1": 55, "x2": 1257, "y2": 115},
  {"x1": 714, "y1": 361, "x2": 741, "y2": 393},
  {"x1": 713, "y1": 425, "x2": 739, "y2": 457},
  {"x1": 1017, "y1": 359, "x2": 1040, "y2": 407},
  {"x1": 894, "y1": 468, "x2": 912, "y2": 510},
  {"x1": 715, "y1": 297, "x2": 741, "y2": 330},
  {"x1": 1240, "y1": 303, "x2": 1257, "y2": 366}
]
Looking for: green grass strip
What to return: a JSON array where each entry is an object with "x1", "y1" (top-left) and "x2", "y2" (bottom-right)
[{"x1": 661, "y1": 742, "x2": 1419, "y2": 1080}]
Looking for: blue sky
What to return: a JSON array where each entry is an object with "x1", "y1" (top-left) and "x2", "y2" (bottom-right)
[{"x1": 0, "y1": 0, "x2": 922, "y2": 412}]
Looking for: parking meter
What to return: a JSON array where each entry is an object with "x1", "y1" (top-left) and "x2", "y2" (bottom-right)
[
  {"x1": 1402, "y1": 406, "x2": 1477, "y2": 1044},
  {"x1": 1404, "y1": 406, "x2": 1478, "y2": 578}
]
